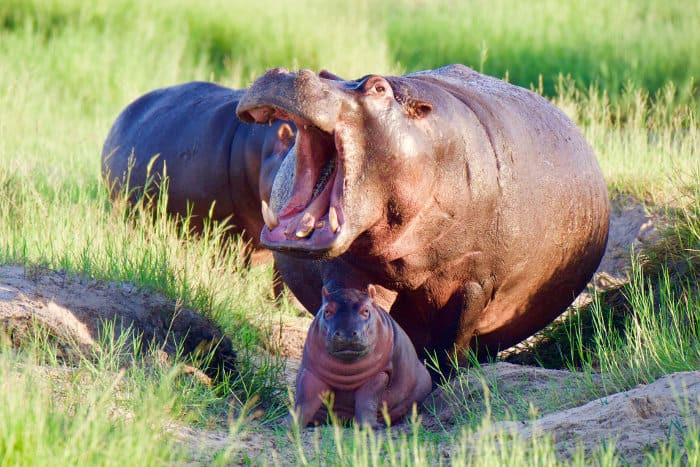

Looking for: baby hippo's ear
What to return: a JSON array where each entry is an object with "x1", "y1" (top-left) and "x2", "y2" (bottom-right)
[
  {"x1": 322, "y1": 286, "x2": 330, "y2": 301},
  {"x1": 367, "y1": 284, "x2": 376, "y2": 301}
]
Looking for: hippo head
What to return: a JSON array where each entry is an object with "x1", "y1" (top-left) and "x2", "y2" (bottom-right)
[
  {"x1": 316, "y1": 284, "x2": 383, "y2": 362},
  {"x1": 237, "y1": 68, "x2": 437, "y2": 258}
]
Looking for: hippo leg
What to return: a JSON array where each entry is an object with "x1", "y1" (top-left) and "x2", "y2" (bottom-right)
[
  {"x1": 389, "y1": 293, "x2": 433, "y2": 360},
  {"x1": 391, "y1": 281, "x2": 492, "y2": 378},
  {"x1": 448, "y1": 281, "x2": 492, "y2": 363},
  {"x1": 273, "y1": 253, "x2": 324, "y2": 312},
  {"x1": 354, "y1": 371, "x2": 389, "y2": 428},
  {"x1": 294, "y1": 369, "x2": 330, "y2": 427}
]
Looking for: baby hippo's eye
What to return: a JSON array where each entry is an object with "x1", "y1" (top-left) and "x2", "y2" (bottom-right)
[
  {"x1": 358, "y1": 307, "x2": 370, "y2": 319},
  {"x1": 323, "y1": 306, "x2": 335, "y2": 319}
]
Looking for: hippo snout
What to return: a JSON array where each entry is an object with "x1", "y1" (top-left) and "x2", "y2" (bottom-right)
[
  {"x1": 332, "y1": 329, "x2": 360, "y2": 339},
  {"x1": 327, "y1": 333, "x2": 370, "y2": 360}
]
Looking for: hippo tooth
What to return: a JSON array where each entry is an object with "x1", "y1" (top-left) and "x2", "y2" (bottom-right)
[
  {"x1": 296, "y1": 212, "x2": 315, "y2": 238},
  {"x1": 329, "y1": 206, "x2": 339, "y2": 233},
  {"x1": 277, "y1": 123, "x2": 294, "y2": 141},
  {"x1": 261, "y1": 200, "x2": 278, "y2": 229}
]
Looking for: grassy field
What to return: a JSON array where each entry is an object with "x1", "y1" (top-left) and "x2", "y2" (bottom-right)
[{"x1": 0, "y1": 0, "x2": 699, "y2": 464}]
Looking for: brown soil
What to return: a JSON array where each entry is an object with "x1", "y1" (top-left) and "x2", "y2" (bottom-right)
[
  {"x1": 487, "y1": 370, "x2": 699, "y2": 464},
  {"x1": 0, "y1": 265, "x2": 236, "y2": 376}
]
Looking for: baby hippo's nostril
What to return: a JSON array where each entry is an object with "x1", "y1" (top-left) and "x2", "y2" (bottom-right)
[
  {"x1": 352, "y1": 331, "x2": 359, "y2": 337},
  {"x1": 333, "y1": 331, "x2": 342, "y2": 338}
]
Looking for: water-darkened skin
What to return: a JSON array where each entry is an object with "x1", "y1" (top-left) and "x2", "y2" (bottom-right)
[
  {"x1": 101, "y1": 81, "x2": 295, "y2": 264},
  {"x1": 237, "y1": 65, "x2": 610, "y2": 367},
  {"x1": 294, "y1": 285, "x2": 432, "y2": 427}
]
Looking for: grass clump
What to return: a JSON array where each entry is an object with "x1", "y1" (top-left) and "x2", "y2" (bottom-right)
[{"x1": 0, "y1": 326, "x2": 255, "y2": 466}]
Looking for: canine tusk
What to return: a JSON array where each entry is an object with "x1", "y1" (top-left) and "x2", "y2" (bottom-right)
[
  {"x1": 329, "y1": 206, "x2": 339, "y2": 233},
  {"x1": 261, "y1": 200, "x2": 279, "y2": 229}
]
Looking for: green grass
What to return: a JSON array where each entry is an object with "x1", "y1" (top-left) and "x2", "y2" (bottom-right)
[
  {"x1": 385, "y1": 0, "x2": 699, "y2": 105},
  {"x1": 0, "y1": 325, "x2": 251, "y2": 466},
  {"x1": 1, "y1": 0, "x2": 699, "y2": 464}
]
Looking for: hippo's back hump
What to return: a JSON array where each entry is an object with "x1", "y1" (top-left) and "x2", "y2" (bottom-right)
[{"x1": 101, "y1": 82, "x2": 244, "y2": 188}]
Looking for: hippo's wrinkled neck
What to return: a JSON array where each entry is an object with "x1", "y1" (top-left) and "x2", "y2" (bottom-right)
[{"x1": 304, "y1": 311, "x2": 394, "y2": 391}]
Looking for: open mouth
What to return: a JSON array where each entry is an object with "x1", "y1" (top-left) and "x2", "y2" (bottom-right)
[{"x1": 251, "y1": 106, "x2": 345, "y2": 253}]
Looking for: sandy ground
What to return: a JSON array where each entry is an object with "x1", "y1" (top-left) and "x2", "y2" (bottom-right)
[
  {"x1": 0, "y1": 266, "x2": 237, "y2": 375},
  {"x1": 4, "y1": 199, "x2": 694, "y2": 463}
]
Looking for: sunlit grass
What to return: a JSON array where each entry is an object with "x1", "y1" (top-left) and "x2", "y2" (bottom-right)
[{"x1": 0, "y1": 325, "x2": 254, "y2": 466}]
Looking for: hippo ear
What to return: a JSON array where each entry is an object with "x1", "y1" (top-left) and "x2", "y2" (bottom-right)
[
  {"x1": 319, "y1": 70, "x2": 344, "y2": 81},
  {"x1": 405, "y1": 98, "x2": 433, "y2": 119},
  {"x1": 388, "y1": 78, "x2": 433, "y2": 119},
  {"x1": 367, "y1": 284, "x2": 376, "y2": 300},
  {"x1": 322, "y1": 286, "x2": 330, "y2": 300}
]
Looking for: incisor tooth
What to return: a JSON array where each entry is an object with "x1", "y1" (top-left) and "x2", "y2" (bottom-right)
[
  {"x1": 261, "y1": 200, "x2": 278, "y2": 229},
  {"x1": 329, "y1": 206, "x2": 339, "y2": 233},
  {"x1": 295, "y1": 212, "x2": 315, "y2": 238}
]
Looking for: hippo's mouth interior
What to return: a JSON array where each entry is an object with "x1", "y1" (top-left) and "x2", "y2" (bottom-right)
[{"x1": 253, "y1": 106, "x2": 344, "y2": 252}]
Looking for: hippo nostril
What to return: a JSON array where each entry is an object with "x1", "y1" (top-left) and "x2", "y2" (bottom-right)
[
  {"x1": 333, "y1": 331, "x2": 342, "y2": 338},
  {"x1": 352, "y1": 331, "x2": 359, "y2": 337}
]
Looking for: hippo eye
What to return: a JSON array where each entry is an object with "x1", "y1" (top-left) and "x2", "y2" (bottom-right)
[
  {"x1": 323, "y1": 307, "x2": 335, "y2": 319},
  {"x1": 364, "y1": 76, "x2": 390, "y2": 97},
  {"x1": 358, "y1": 307, "x2": 370, "y2": 319}
]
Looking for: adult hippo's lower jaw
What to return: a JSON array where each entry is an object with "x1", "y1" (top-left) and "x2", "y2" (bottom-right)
[{"x1": 237, "y1": 69, "x2": 362, "y2": 257}]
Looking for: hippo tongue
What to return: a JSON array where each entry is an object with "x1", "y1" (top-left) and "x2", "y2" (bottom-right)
[{"x1": 286, "y1": 169, "x2": 336, "y2": 237}]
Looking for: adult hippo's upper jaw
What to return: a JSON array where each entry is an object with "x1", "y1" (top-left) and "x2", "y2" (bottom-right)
[
  {"x1": 236, "y1": 68, "x2": 355, "y2": 257},
  {"x1": 237, "y1": 68, "x2": 340, "y2": 133}
]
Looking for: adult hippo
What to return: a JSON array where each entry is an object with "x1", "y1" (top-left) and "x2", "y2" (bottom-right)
[
  {"x1": 237, "y1": 64, "x2": 610, "y2": 366},
  {"x1": 101, "y1": 81, "x2": 295, "y2": 267}
]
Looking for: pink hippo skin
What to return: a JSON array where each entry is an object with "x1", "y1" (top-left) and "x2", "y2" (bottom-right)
[{"x1": 294, "y1": 284, "x2": 432, "y2": 428}]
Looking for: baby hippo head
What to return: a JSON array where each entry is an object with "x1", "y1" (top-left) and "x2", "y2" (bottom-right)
[{"x1": 318, "y1": 284, "x2": 381, "y2": 362}]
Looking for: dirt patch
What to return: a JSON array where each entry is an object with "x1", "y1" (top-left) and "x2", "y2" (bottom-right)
[
  {"x1": 263, "y1": 316, "x2": 309, "y2": 360},
  {"x1": 0, "y1": 266, "x2": 236, "y2": 375},
  {"x1": 487, "y1": 370, "x2": 699, "y2": 464},
  {"x1": 596, "y1": 200, "x2": 659, "y2": 280}
]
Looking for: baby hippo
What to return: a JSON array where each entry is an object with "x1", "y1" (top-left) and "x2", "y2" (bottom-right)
[{"x1": 293, "y1": 284, "x2": 433, "y2": 428}]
